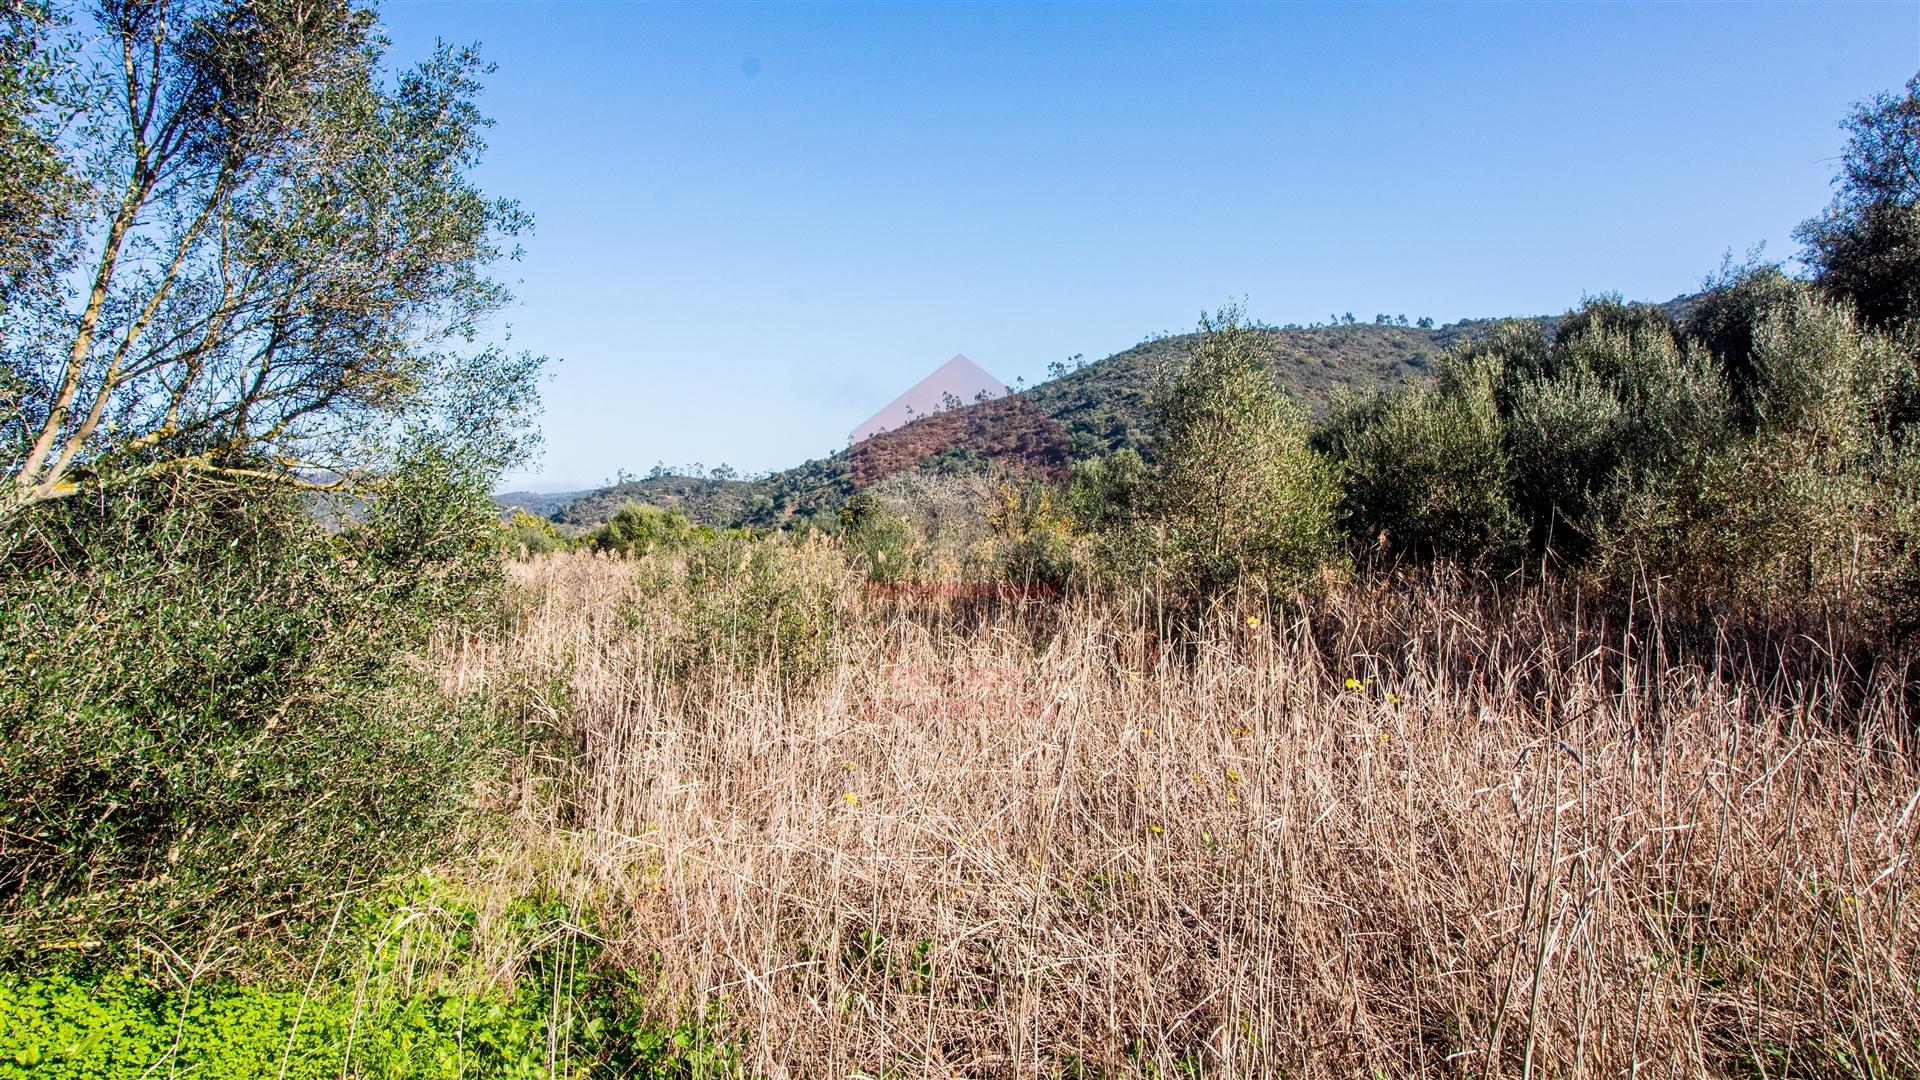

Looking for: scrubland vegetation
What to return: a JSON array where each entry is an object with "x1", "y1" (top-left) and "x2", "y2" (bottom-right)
[{"x1": 6, "y1": 0, "x2": 1920, "y2": 1071}]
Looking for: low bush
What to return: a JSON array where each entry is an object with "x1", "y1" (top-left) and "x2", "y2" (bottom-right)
[
  {"x1": 586, "y1": 502, "x2": 705, "y2": 557},
  {"x1": 502, "y1": 509, "x2": 567, "y2": 556},
  {"x1": 836, "y1": 491, "x2": 917, "y2": 584},
  {"x1": 0, "y1": 458, "x2": 508, "y2": 963},
  {"x1": 620, "y1": 532, "x2": 856, "y2": 687},
  {"x1": 1320, "y1": 355, "x2": 1523, "y2": 564},
  {"x1": 987, "y1": 481, "x2": 1080, "y2": 591}
]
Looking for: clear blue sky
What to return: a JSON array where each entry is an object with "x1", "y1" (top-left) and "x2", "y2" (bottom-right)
[{"x1": 377, "y1": 1, "x2": 1918, "y2": 492}]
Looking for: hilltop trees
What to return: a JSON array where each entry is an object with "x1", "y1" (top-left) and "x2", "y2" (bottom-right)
[{"x1": 0, "y1": 0, "x2": 540, "y2": 518}]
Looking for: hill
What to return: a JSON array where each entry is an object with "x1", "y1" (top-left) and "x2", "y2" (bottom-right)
[
  {"x1": 1020, "y1": 321, "x2": 1456, "y2": 460},
  {"x1": 494, "y1": 489, "x2": 589, "y2": 517},
  {"x1": 544, "y1": 473, "x2": 771, "y2": 528},
  {"x1": 542, "y1": 301, "x2": 1694, "y2": 529}
]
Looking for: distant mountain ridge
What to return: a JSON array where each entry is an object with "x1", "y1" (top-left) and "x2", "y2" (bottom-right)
[
  {"x1": 494, "y1": 489, "x2": 589, "y2": 517},
  {"x1": 527, "y1": 297, "x2": 1697, "y2": 530}
]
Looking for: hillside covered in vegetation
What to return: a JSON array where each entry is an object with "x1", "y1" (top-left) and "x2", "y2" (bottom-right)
[
  {"x1": 535, "y1": 304, "x2": 1696, "y2": 531},
  {"x1": 7, "y1": 0, "x2": 1920, "y2": 1072}
]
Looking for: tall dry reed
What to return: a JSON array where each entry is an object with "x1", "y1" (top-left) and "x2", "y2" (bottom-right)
[{"x1": 456, "y1": 551, "x2": 1919, "y2": 1079}]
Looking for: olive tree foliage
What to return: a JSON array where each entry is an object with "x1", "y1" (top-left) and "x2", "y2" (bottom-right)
[
  {"x1": 1318, "y1": 353, "x2": 1523, "y2": 564},
  {"x1": 1144, "y1": 305, "x2": 1342, "y2": 599},
  {"x1": 1795, "y1": 73, "x2": 1920, "y2": 330},
  {"x1": 0, "y1": 1, "x2": 84, "y2": 313},
  {"x1": 1324, "y1": 274, "x2": 1917, "y2": 620},
  {"x1": 0, "y1": 0, "x2": 540, "y2": 518}
]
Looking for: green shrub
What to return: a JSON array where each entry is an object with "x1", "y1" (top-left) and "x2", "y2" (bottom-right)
[
  {"x1": 1064, "y1": 450, "x2": 1160, "y2": 586},
  {"x1": 1593, "y1": 285, "x2": 1905, "y2": 611},
  {"x1": 1596, "y1": 433, "x2": 1875, "y2": 612},
  {"x1": 1684, "y1": 264, "x2": 1808, "y2": 427},
  {"x1": 1320, "y1": 281, "x2": 1920, "y2": 625},
  {"x1": 836, "y1": 491, "x2": 916, "y2": 584},
  {"x1": 988, "y1": 481, "x2": 1080, "y2": 591},
  {"x1": 502, "y1": 509, "x2": 566, "y2": 556},
  {"x1": 1143, "y1": 305, "x2": 1344, "y2": 600},
  {"x1": 0, "y1": 459, "x2": 506, "y2": 962},
  {"x1": 587, "y1": 502, "x2": 702, "y2": 557},
  {"x1": 1504, "y1": 299, "x2": 1730, "y2": 561},
  {"x1": 1320, "y1": 356, "x2": 1523, "y2": 564},
  {"x1": 625, "y1": 532, "x2": 855, "y2": 687},
  {"x1": 1066, "y1": 448, "x2": 1148, "y2": 533}
]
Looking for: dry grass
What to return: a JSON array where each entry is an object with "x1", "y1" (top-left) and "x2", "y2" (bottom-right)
[{"x1": 454, "y1": 550, "x2": 1920, "y2": 1078}]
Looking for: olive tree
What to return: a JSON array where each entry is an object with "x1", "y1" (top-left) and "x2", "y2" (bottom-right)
[
  {"x1": 0, "y1": 0, "x2": 83, "y2": 312},
  {"x1": 1148, "y1": 305, "x2": 1342, "y2": 598},
  {"x1": 1796, "y1": 73, "x2": 1920, "y2": 329},
  {"x1": 0, "y1": 0, "x2": 539, "y2": 518}
]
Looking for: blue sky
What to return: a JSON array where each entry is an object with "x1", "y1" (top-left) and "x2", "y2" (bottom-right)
[{"x1": 377, "y1": 1, "x2": 1919, "y2": 491}]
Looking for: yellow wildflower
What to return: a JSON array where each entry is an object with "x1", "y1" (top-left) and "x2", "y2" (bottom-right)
[
  {"x1": 842, "y1": 792, "x2": 859, "y2": 806},
  {"x1": 1246, "y1": 615, "x2": 1261, "y2": 628}
]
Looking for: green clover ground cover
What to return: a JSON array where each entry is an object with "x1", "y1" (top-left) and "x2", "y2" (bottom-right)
[{"x1": 0, "y1": 879, "x2": 741, "y2": 1080}]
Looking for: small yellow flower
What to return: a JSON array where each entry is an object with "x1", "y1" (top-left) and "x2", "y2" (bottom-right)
[
  {"x1": 1127, "y1": 672, "x2": 1142, "y2": 683},
  {"x1": 1377, "y1": 732, "x2": 1391, "y2": 743},
  {"x1": 1224, "y1": 768, "x2": 1241, "y2": 783},
  {"x1": 1190, "y1": 771, "x2": 1204, "y2": 784},
  {"x1": 1386, "y1": 692, "x2": 1400, "y2": 704},
  {"x1": 841, "y1": 762, "x2": 856, "y2": 772},
  {"x1": 1344, "y1": 677, "x2": 1363, "y2": 691},
  {"x1": 1225, "y1": 792, "x2": 1238, "y2": 804},
  {"x1": 1230, "y1": 725, "x2": 1249, "y2": 738},
  {"x1": 1148, "y1": 823, "x2": 1163, "y2": 834},
  {"x1": 842, "y1": 792, "x2": 859, "y2": 806},
  {"x1": 1141, "y1": 727, "x2": 1152, "y2": 737},
  {"x1": 1246, "y1": 615, "x2": 1261, "y2": 628}
]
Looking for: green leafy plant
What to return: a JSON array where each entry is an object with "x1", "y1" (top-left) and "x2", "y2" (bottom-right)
[
  {"x1": 0, "y1": 462, "x2": 508, "y2": 961},
  {"x1": 1141, "y1": 304, "x2": 1344, "y2": 602}
]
